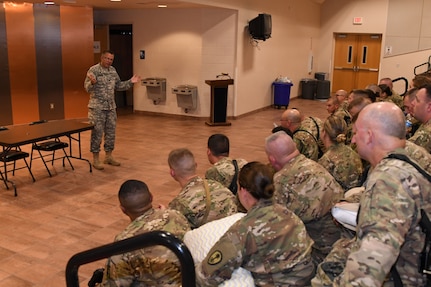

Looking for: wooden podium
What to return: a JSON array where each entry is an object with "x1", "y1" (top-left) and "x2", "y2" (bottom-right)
[{"x1": 205, "y1": 79, "x2": 234, "y2": 126}]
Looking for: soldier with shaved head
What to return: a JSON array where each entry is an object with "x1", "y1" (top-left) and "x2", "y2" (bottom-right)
[
  {"x1": 312, "y1": 102, "x2": 431, "y2": 287},
  {"x1": 265, "y1": 131, "x2": 343, "y2": 264}
]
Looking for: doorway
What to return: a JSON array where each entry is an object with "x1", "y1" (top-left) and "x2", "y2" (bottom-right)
[{"x1": 332, "y1": 33, "x2": 382, "y2": 93}]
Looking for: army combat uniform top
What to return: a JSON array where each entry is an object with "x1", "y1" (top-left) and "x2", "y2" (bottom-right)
[
  {"x1": 293, "y1": 125, "x2": 320, "y2": 161},
  {"x1": 168, "y1": 176, "x2": 237, "y2": 229},
  {"x1": 408, "y1": 119, "x2": 431, "y2": 154},
  {"x1": 101, "y1": 208, "x2": 191, "y2": 287},
  {"x1": 205, "y1": 157, "x2": 248, "y2": 189},
  {"x1": 84, "y1": 63, "x2": 134, "y2": 111},
  {"x1": 333, "y1": 149, "x2": 431, "y2": 287},
  {"x1": 318, "y1": 143, "x2": 363, "y2": 191},
  {"x1": 274, "y1": 154, "x2": 344, "y2": 263},
  {"x1": 196, "y1": 199, "x2": 315, "y2": 287}
]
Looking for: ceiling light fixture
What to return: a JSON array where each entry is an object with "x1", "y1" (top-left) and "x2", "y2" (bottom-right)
[
  {"x1": 44, "y1": 1, "x2": 55, "y2": 4},
  {"x1": 110, "y1": 0, "x2": 122, "y2": 2},
  {"x1": 158, "y1": 4, "x2": 167, "y2": 8}
]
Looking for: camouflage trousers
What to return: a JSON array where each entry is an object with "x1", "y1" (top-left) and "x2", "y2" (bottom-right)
[
  {"x1": 88, "y1": 108, "x2": 117, "y2": 153},
  {"x1": 311, "y1": 237, "x2": 356, "y2": 287}
]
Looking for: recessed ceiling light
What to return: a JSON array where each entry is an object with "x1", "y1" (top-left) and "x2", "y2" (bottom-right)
[
  {"x1": 158, "y1": 4, "x2": 167, "y2": 8},
  {"x1": 44, "y1": 1, "x2": 55, "y2": 4},
  {"x1": 110, "y1": 0, "x2": 121, "y2": 2}
]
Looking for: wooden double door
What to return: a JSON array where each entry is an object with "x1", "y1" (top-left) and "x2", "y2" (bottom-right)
[{"x1": 332, "y1": 33, "x2": 382, "y2": 93}]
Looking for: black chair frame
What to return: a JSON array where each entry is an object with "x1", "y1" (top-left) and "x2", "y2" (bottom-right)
[
  {"x1": 65, "y1": 230, "x2": 196, "y2": 287},
  {"x1": 29, "y1": 120, "x2": 74, "y2": 177},
  {"x1": 0, "y1": 147, "x2": 36, "y2": 196}
]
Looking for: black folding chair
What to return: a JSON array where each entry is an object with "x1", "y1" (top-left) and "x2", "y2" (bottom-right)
[
  {"x1": 66, "y1": 231, "x2": 195, "y2": 287},
  {"x1": 0, "y1": 147, "x2": 36, "y2": 196},
  {"x1": 29, "y1": 120, "x2": 74, "y2": 177}
]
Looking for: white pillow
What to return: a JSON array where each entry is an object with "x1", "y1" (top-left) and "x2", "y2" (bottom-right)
[{"x1": 183, "y1": 213, "x2": 255, "y2": 287}]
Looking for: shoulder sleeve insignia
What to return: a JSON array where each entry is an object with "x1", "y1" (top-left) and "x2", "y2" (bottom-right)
[{"x1": 207, "y1": 250, "x2": 223, "y2": 265}]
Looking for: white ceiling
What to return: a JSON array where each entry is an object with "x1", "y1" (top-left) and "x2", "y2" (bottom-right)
[{"x1": 7, "y1": 0, "x2": 212, "y2": 10}]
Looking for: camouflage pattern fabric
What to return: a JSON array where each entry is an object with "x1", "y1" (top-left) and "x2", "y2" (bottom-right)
[
  {"x1": 168, "y1": 176, "x2": 237, "y2": 229},
  {"x1": 84, "y1": 63, "x2": 133, "y2": 153},
  {"x1": 391, "y1": 90, "x2": 404, "y2": 109},
  {"x1": 293, "y1": 127, "x2": 320, "y2": 161},
  {"x1": 302, "y1": 116, "x2": 324, "y2": 141},
  {"x1": 196, "y1": 199, "x2": 315, "y2": 287},
  {"x1": 205, "y1": 157, "x2": 248, "y2": 189},
  {"x1": 101, "y1": 208, "x2": 191, "y2": 287},
  {"x1": 302, "y1": 116, "x2": 326, "y2": 156},
  {"x1": 408, "y1": 119, "x2": 431, "y2": 154},
  {"x1": 273, "y1": 154, "x2": 344, "y2": 264},
  {"x1": 88, "y1": 109, "x2": 117, "y2": 153},
  {"x1": 318, "y1": 143, "x2": 363, "y2": 191},
  {"x1": 405, "y1": 141, "x2": 431, "y2": 173},
  {"x1": 313, "y1": 148, "x2": 431, "y2": 287}
]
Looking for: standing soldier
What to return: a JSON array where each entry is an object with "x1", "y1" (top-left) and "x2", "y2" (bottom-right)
[{"x1": 84, "y1": 50, "x2": 140, "y2": 170}]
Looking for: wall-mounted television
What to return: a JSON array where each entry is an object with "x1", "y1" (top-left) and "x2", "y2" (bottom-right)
[{"x1": 248, "y1": 13, "x2": 272, "y2": 41}]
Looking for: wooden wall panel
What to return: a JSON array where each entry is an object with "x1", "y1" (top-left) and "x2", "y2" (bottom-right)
[
  {"x1": 5, "y1": 2, "x2": 39, "y2": 124},
  {"x1": 94, "y1": 25, "x2": 109, "y2": 65},
  {"x1": 34, "y1": 4, "x2": 64, "y2": 120},
  {"x1": 60, "y1": 6, "x2": 94, "y2": 119},
  {"x1": 0, "y1": 4, "x2": 12, "y2": 125}
]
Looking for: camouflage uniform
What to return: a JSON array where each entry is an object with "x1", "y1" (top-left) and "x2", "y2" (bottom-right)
[
  {"x1": 196, "y1": 199, "x2": 315, "y2": 287},
  {"x1": 205, "y1": 157, "x2": 248, "y2": 189},
  {"x1": 301, "y1": 116, "x2": 326, "y2": 156},
  {"x1": 101, "y1": 208, "x2": 191, "y2": 287},
  {"x1": 168, "y1": 176, "x2": 237, "y2": 229},
  {"x1": 405, "y1": 140, "x2": 431, "y2": 173},
  {"x1": 408, "y1": 119, "x2": 431, "y2": 153},
  {"x1": 273, "y1": 154, "x2": 344, "y2": 264},
  {"x1": 318, "y1": 143, "x2": 363, "y2": 191},
  {"x1": 84, "y1": 63, "x2": 134, "y2": 153},
  {"x1": 312, "y1": 148, "x2": 431, "y2": 287},
  {"x1": 293, "y1": 125, "x2": 320, "y2": 161},
  {"x1": 391, "y1": 90, "x2": 404, "y2": 109}
]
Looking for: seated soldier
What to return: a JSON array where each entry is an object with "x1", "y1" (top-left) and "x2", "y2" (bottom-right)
[
  {"x1": 196, "y1": 162, "x2": 315, "y2": 287},
  {"x1": 318, "y1": 116, "x2": 363, "y2": 191},
  {"x1": 168, "y1": 148, "x2": 237, "y2": 229},
  {"x1": 100, "y1": 179, "x2": 191, "y2": 287},
  {"x1": 409, "y1": 84, "x2": 431, "y2": 153},
  {"x1": 265, "y1": 131, "x2": 344, "y2": 265},
  {"x1": 313, "y1": 102, "x2": 431, "y2": 287},
  {"x1": 379, "y1": 77, "x2": 404, "y2": 108},
  {"x1": 205, "y1": 134, "x2": 247, "y2": 195},
  {"x1": 279, "y1": 108, "x2": 320, "y2": 161}
]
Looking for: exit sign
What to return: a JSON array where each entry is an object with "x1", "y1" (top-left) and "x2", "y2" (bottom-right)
[{"x1": 353, "y1": 17, "x2": 363, "y2": 25}]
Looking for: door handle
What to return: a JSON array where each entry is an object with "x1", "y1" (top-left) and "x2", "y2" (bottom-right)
[{"x1": 334, "y1": 66, "x2": 354, "y2": 70}]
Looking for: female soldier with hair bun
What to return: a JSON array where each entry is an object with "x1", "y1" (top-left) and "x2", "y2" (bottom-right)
[
  {"x1": 196, "y1": 161, "x2": 315, "y2": 287},
  {"x1": 319, "y1": 116, "x2": 363, "y2": 191}
]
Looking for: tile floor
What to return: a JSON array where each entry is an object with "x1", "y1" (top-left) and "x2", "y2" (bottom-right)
[{"x1": 0, "y1": 98, "x2": 329, "y2": 287}]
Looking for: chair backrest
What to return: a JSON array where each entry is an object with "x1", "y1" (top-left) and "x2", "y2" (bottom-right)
[{"x1": 65, "y1": 230, "x2": 196, "y2": 287}]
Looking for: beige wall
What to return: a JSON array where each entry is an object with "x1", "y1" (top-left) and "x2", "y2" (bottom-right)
[
  {"x1": 95, "y1": 0, "x2": 321, "y2": 117},
  {"x1": 95, "y1": 0, "x2": 431, "y2": 118},
  {"x1": 319, "y1": 0, "x2": 431, "y2": 94}
]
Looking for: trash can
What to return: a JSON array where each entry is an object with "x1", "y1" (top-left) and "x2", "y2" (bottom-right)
[
  {"x1": 272, "y1": 81, "x2": 293, "y2": 109},
  {"x1": 300, "y1": 78, "x2": 317, "y2": 100},
  {"x1": 316, "y1": 80, "x2": 331, "y2": 99}
]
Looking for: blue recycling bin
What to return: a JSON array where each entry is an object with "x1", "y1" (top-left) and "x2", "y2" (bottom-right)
[{"x1": 272, "y1": 81, "x2": 293, "y2": 109}]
